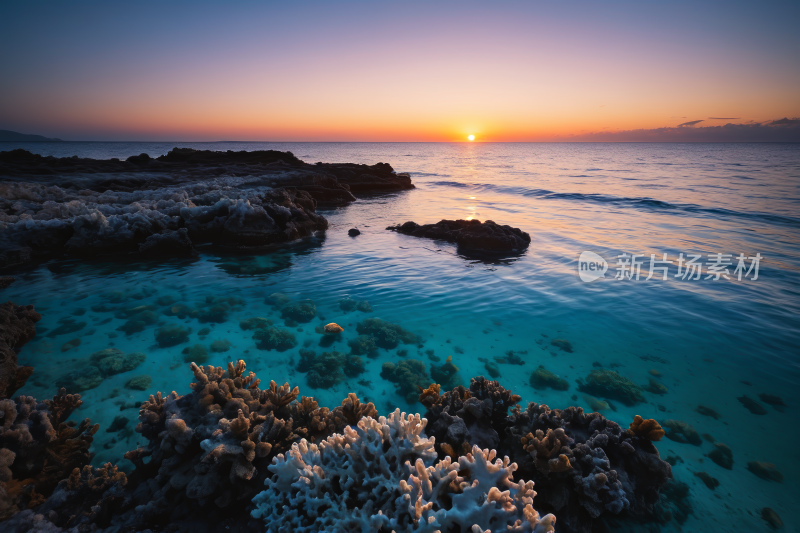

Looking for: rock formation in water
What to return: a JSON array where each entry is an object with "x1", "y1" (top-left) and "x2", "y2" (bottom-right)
[
  {"x1": 387, "y1": 219, "x2": 531, "y2": 254},
  {"x1": 0, "y1": 148, "x2": 414, "y2": 267}
]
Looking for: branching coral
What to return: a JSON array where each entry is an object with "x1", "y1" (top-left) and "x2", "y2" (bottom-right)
[
  {"x1": 251, "y1": 410, "x2": 556, "y2": 533},
  {"x1": 0, "y1": 389, "x2": 97, "y2": 521},
  {"x1": 628, "y1": 415, "x2": 665, "y2": 441},
  {"x1": 0, "y1": 302, "x2": 41, "y2": 399}
]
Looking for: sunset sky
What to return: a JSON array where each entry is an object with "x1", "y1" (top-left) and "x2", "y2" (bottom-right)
[{"x1": 1, "y1": 0, "x2": 798, "y2": 141}]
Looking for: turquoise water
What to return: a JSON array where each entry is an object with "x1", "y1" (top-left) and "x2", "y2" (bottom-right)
[{"x1": 3, "y1": 142, "x2": 799, "y2": 531}]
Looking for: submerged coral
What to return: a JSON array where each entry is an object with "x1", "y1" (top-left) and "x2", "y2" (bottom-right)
[
  {"x1": 155, "y1": 323, "x2": 192, "y2": 347},
  {"x1": 0, "y1": 389, "x2": 98, "y2": 521},
  {"x1": 577, "y1": 369, "x2": 646, "y2": 405},
  {"x1": 253, "y1": 326, "x2": 298, "y2": 351},
  {"x1": 251, "y1": 410, "x2": 556, "y2": 533},
  {"x1": 430, "y1": 355, "x2": 462, "y2": 389},
  {"x1": 381, "y1": 360, "x2": 432, "y2": 404},
  {"x1": 338, "y1": 297, "x2": 373, "y2": 313},
  {"x1": 530, "y1": 366, "x2": 569, "y2": 391},
  {"x1": 0, "y1": 302, "x2": 41, "y2": 398},
  {"x1": 662, "y1": 419, "x2": 702, "y2": 446},
  {"x1": 280, "y1": 300, "x2": 317, "y2": 323},
  {"x1": 356, "y1": 317, "x2": 420, "y2": 349}
]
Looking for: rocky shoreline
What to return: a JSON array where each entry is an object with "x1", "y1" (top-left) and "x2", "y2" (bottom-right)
[{"x1": 0, "y1": 148, "x2": 414, "y2": 269}]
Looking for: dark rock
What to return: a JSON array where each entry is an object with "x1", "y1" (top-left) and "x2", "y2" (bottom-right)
[
  {"x1": 387, "y1": 218, "x2": 530, "y2": 254},
  {"x1": 762, "y1": 507, "x2": 783, "y2": 529},
  {"x1": 0, "y1": 277, "x2": 15, "y2": 289},
  {"x1": 348, "y1": 228, "x2": 361, "y2": 236},
  {"x1": 747, "y1": 461, "x2": 783, "y2": 482},
  {"x1": 138, "y1": 228, "x2": 197, "y2": 257},
  {"x1": 707, "y1": 443, "x2": 733, "y2": 469},
  {"x1": 693, "y1": 471, "x2": 719, "y2": 490}
]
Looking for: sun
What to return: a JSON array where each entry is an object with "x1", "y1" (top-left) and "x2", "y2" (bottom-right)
[{"x1": 468, "y1": 134, "x2": 475, "y2": 141}]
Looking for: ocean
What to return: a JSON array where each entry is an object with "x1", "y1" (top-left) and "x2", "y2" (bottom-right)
[{"x1": 2, "y1": 141, "x2": 799, "y2": 531}]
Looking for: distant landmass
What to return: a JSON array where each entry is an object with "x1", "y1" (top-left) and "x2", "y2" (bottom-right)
[{"x1": 0, "y1": 129, "x2": 63, "y2": 142}]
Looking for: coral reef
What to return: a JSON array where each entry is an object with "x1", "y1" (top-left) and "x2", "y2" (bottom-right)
[
  {"x1": 550, "y1": 339, "x2": 573, "y2": 353},
  {"x1": 55, "y1": 366, "x2": 104, "y2": 393},
  {"x1": 381, "y1": 360, "x2": 432, "y2": 404},
  {"x1": 644, "y1": 378, "x2": 667, "y2": 395},
  {"x1": 280, "y1": 300, "x2": 316, "y2": 324},
  {"x1": 251, "y1": 410, "x2": 556, "y2": 533},
  {"x1": 90, "y1": 348, "x2": 146, "y2": 376},
  {"x1": 387, "y1": 219, "x2": 531, "y2": 254},
  {"x1": 125, "y1": 375, "x2": 152, "y2": 390},
  {"x1": 661, "y1": 419, "x2": 702, "y2": 446},
  {"x1": 356, "y1": 317, "x2": 420, "y2": 349},
  {"x1": 300, "y1": 350, "x2": 365, "y2": 389},
  {"x1": 707, "y1": 443, "x2": 733, "y2": 469},
  {"x1": 181, "y1": 344, "x2": 210, "y2": 363},
  {"x1": 210, "y1": 339, "x2": 232, "y2": 353},
  {"x1": 240, "y1": 316, "x2": 273, "y2": 330},
  {"x1": 693, "y1": 471, "x2": 719, "y2": 490},
  {"x1": 0, "y1": 389, "x2": 98, "y2": 521},
  {"x1": 338, "y1": 297, "x2": 373, "y2": 313},
  {"x1": 253, "y1": 326, "x2": 297, "y2": 351},
  {"x1": 155, "y1": 323, "x2": 192, "y2": 347},
  {"x1": 430, "y1": 355, "x2": 462, "y2": 389},
  {"x1": 762, "y1": 507, "x2": 783, "y2": 529},
  {"x1": 0, "y1": 302, "x2": 40, "y2": 398},
  {"x1": 577, "y1": 369, "x2": 646, "y2": 406},
  {"x1": 348, "y1": 334, "x2": 377, "y2": 357},
  {"x1": 530, "y1": 366, "x2": 569, "y2": 391},
  {"x1": 747, "y1": 461, "x2": 783, "y2": 482},
  {"x1": 737, "y1": 395, "x2": 767, "y2": 415}
]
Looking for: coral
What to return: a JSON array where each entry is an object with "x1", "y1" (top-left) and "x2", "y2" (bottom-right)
[
  {"x1": 182, "y1": 344, "x2": 209, "y2": 363},
  {"x1": 59, "y1": 338, "x2": 81, "y2": 352},
  {"x1": 0, "y1": 389, "x2": 97, "y2": 521},
  {"x1": 125, "y1": 375, "x2": 152, "y2": 390},
  {"x1": 253, "y1": 326, "x2": 297, "y2": 351},
  {"x1": 240, "y1": 316, "x2": 273, "y2": 330},
  {"x1": 737, "y1": 395, "x2": 767, "y2": 415},
  {"x1": 251, "y1": 410, "x2": 556, "y2": 533},
  {"x1": 117, "y1": 309, "x2": 159, "y2": 335},
  {"x1": 644, "y1": 377, "x2": 667, "y2": 395},
  {"x1": 323, "y1": 322, "x2": 344, "y2": 334},
  {"x1": 628, "y1": 415, "x2": 665, "y2": 441},
  {"x1": 348, "y1": 334, "x2": 378, "y2": 357},
  {"x1": 693, "y1": 471, "x2": 719, "y2": 490},
  {"x1": 265, "y1": 292, "x2": 290, "y2": 308},
  {"x1": 280, "y1": 300, "x2": 317, "y2": 323},
  {"x1": 338, "y1": 297, "x2": 373, "y2": 313},
  {"x1": 192, "y1": 296, "x2": 243, "y2": 324},
  {"x1": 485, "y1": 361, "x2": 501, "y2": 378},
  {"x1": 550, "y1": 339, "x2": 573, "y2": 353},
  {"x1": 45, "y1": 319, "x2": 86, "y2": 338},
  {"x1": 430, "y1": 356, "x2": 462, "y2": 389},
  {"x1": 387, "y1": 219, "x2": 531, "y2": 255},
  {"x1": 508, "y1": 400, "x2": 672, "y2": 533},
  {"x1": 530, "y1": 366, "x2": 569, "y2": 391},
  {"x1": 55, "y1": 366, "x2": 104, "y2": 393},
  {"x1": 747, "y1": 461, "x2": 783, "y2": 482},
  {"x1": 758, "y1": 393, "x2": 786, "y2": 412},
  {"x1": 582, "y1": 394, "x2": 610, "y2": 412},
  {"x1": 89, "y1": 348, "x2": 146, "y2": 376},
  {"x1": 421, "y1": 377, "x2": 521, "y2": 459},
  {"x1": 307, "y1": 351, "x2": 346, "y2": 389},
  {"x1": 0, "y1": 302, "x2": 41, "y2": 398},
  {"x1": 707, "y1": 443, "x2": 733, "y2": 469},
  {"x1": 381, "y1": 360, "x2": 432, "y2": 404},
  {"x1": 356, "y1": 317, "x2": 420, "y2": 349},
  {"x1": 210, "y1": 339, "x2": 232, "y2": 352},
  {"x1": 695, "y1": 405, "x2": 721, "y2": 419},
  {"x1": 577, "y1": 369, "x2": 646, "y2": 405},
  {"x1": 661, "y1": 419, "x2": 702, "y2": 446},
  {"x1": 494, "y1": 350, "x2": 527, "y2": 365},
  {"x1": 155, "y1": 323, "x2": 192, "y2": 347},
  {"x1": 762, "y1": 507, "x2": 783, "y2": 529}
]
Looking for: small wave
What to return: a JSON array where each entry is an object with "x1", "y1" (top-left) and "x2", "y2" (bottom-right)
[{"x1": 428, "y1": 179, "x2": 800, "y2": 227}]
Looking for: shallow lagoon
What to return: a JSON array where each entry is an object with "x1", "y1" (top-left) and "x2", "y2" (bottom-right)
[{"x1": 4, "y1": 141, "x2": 800, "y2": 531}]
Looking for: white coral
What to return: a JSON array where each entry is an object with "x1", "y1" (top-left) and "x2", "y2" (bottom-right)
[{"x1": 251, "y1": 409, "x2": 555, "y2": 533}]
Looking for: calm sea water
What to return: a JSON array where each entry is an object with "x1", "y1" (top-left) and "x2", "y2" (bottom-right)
[{"x1": 3, "y1": 141, "x2": 799, "y2": 531}]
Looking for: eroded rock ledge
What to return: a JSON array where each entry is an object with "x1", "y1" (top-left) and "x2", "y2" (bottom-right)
[
  {"x1": 387, "y1": 218, "x2": 531, "y2": 254},
  {"x1": 0, "y1": 148, "x2": 414, "y2": 267}
]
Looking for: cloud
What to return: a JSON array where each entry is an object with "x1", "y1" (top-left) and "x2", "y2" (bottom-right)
[
  {"x1": 768, "y1": 117, "x2": 800, "y2": 126},
  {"x1": 678, "y1": 120, "x2": 704, "y2": 127},
  {"x1": 561, "y1": 118, "x2": 800, "y2": 142},
  {"x1": 708, "y1": 117, "x2": 740, "y2": 120}
]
